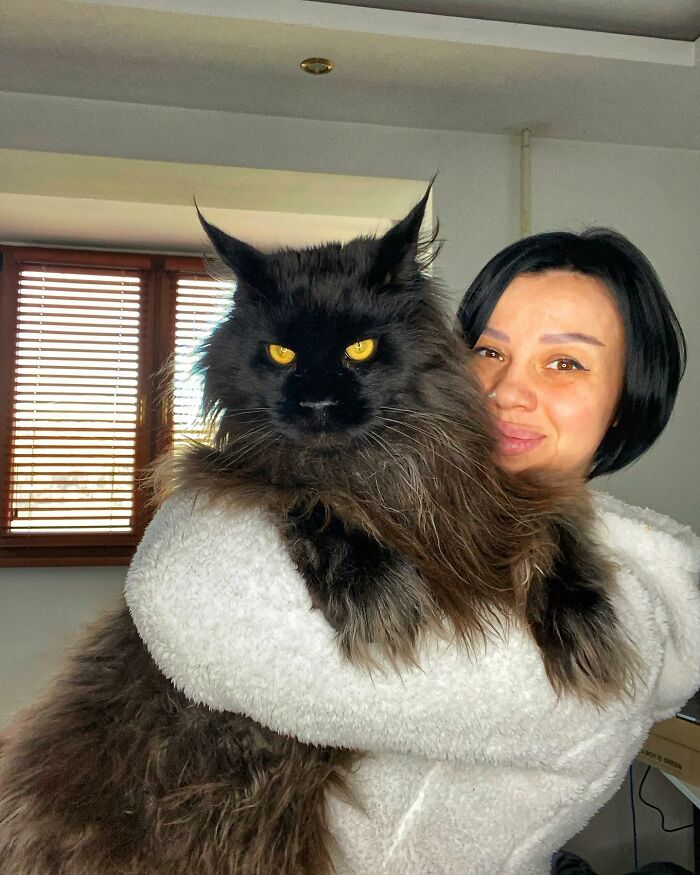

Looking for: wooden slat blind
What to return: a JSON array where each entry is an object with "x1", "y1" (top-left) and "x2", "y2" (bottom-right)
[
  {"x1": 0, "y1": 246, "x2": 235, "y2": 566},
  {"x1": 9, "y1": 265, "x2": 144, "y2": 533},
  {"x1": 171, "y1": 275, "x2": 233, "y2": 445}
]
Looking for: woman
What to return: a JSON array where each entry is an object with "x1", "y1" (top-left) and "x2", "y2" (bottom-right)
[
  {"x1": 461, "y1": 229, "x2": 694, "y2": 875},
  {"x1": 459, "y1": 228, "x2": 685, "y2": 481},
  {"x1": 126, "y1": 228, "x2": 699, "y2": 874}
]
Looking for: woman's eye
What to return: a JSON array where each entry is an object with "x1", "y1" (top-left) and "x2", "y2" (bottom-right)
[
  {"x1": 474, "y1": 346, "x2": 504, "y2": 362},
  {"x1": 546, "y1": 358, "x2": 585, "y2": 372}
]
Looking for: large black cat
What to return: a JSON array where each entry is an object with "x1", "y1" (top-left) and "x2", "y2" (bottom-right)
[{"x1": 0, "y1": 190, "x2": 636, "y2": 875}]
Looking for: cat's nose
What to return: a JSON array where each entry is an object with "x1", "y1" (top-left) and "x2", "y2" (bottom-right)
[{"x1": 298, "y1": 399, "x2": 338, "y2": 410}]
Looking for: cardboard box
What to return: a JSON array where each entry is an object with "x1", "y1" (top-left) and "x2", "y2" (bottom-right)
[{"x1": 637, "y1": 716, "x2": 700, "y2": 784}]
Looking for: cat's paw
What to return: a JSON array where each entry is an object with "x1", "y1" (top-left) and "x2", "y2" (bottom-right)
[
  {"x1": 282, "y1": 504, "x2": 437, "y2": 671},
  {"x1": 524, "y1": 527, "x2": 638, "y2": 703},
  {"x1": 329, "y1": 557, "x2": 437, "y2": 671}
]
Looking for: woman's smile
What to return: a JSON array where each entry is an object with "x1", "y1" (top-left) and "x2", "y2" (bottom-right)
[{"x1": 495, "y1": 420, "x2": 546, "y2": 456}]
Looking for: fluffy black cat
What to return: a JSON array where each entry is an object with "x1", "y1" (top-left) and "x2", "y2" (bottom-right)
[{"x1": 0, "y1": 190, "x2": 636, "y2": 875}]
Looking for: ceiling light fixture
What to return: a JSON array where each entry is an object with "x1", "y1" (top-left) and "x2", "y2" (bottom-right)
[{"x1": 300, "y1": 57, "x2": 334, "y2": 75}]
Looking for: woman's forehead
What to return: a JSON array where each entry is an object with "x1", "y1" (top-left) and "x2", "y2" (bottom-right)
[{"x1": 491, "y1": 270, "x2": 623, "y2": 339}]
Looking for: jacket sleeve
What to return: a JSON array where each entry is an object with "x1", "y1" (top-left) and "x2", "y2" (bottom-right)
[
  {"x1": 125, "y1": 489, "x2": 699, "y2": 765},
  {"x1": 592, "y1": 492, "x2": 700, "y2": 722}
]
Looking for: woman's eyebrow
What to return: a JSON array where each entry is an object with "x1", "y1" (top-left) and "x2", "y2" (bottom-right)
[
  {"x1": 482, "y1": 327, "x2": 509, "y2": 341},
  {"x1": 481, "y1": 327, "x2": 604, "y2": 346},
  {"x1": 539, "y1": 332, "x2": 604, "y2": 346}
]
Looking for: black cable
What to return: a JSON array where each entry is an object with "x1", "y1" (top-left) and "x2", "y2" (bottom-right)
[
  {"x1": 638, "y1": 765, "x2": 694, "y2": 833},
  {"x1": 630, "y1": 764, "x2": 639, "y2": 871}
]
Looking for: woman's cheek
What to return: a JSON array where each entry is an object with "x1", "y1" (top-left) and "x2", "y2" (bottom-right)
[
  {"x1": 470, "y1": 357, "x2": 489, "y2": 388},
  {"x1": 548, "y1": 385, "x2": 609, "y2": 463}
]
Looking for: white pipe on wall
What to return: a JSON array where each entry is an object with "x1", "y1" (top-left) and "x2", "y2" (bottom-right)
[{"x1": 520, "y1": 128, "x2": 532, "y2": 237}]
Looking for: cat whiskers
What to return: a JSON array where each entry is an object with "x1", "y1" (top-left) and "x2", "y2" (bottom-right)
[
  {"x1": 377, "y1": 409, "x2": 524, "y2": 527},
  {"x1": 372, "y1": 418, "x2": 515, "y2": 577},
  {"x1": 360, "y1": 431, "x2": 419, "y2": 518},
  {"x1": 359, "y1": 428, "x2": 504, "y2": 595},
  {"x1": 201, "y1": 405, "x2": 273, "y2": 429},
  {"x1": 221, "y1": 425, "x2": 280, "y2": 470},
  {"x1": 377, "y1": 415, "x2": 495, "y2": 504},
  {"x1": 221, "y1": 407, "x2": 275, "y2": 417},
  {"x1": 380, "y1": 406, "x2": 501, "y2": 485}
]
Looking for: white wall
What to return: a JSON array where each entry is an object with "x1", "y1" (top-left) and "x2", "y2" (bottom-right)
[
  {"x1": 532, "y1": 138, "x2": 700, "y2": 528},
  {"x1": 1, "y1": 90, "x2": 697, "y2": 872}
]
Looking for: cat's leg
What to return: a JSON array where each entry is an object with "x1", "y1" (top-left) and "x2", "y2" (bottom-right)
[
  {"x1": 523, "y1": 520, "x2": 637, "y2": 703},
  {"x1": 282, "y1": 504, "x2": 439, "y2": 669},
  {"x1": 0, "y1": 603, "x2": 353, "y2": 875}
]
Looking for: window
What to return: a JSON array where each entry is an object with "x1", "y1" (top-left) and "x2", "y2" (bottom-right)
[
  {"x1": 0, "y1": 245, "x2": 233, "y2": 567},
  {"x1": 171, "y1": 274, "x2": 232, "y2": 447}
]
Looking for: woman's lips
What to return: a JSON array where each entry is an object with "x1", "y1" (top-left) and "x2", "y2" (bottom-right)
[
  {"x1": 495, "y1": 420, "x2": 546, "y2": 456},
  {"x1": 496, "y1": 421, "x2": 544, "y2": 440}
]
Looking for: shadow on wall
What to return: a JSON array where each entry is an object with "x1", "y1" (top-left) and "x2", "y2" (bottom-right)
[{"x1": 0, "y1": 565, "x2": 125, "y2": 728}]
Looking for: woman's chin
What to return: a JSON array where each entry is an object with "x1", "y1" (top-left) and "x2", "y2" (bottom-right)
[
  {"x1": 497, "y1": 451, "x2": 589, "y2": 482},
  {"x1": 498, "y1": 457, "x2": 532, "y2": 474},
  {"x1": 496, "y1": 446, "x2": 549, "y2": 474}
]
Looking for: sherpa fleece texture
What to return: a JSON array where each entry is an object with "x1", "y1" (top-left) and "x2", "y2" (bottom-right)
[{"x1": 125, "y1": 491, "x2": 700, "y2": 875}]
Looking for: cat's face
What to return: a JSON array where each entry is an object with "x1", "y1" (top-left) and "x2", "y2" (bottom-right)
[{"x1": 196, "y1": 190, "x2": 451, "y2": 451}]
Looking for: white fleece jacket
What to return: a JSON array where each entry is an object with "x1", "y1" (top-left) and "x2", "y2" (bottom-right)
[{"x1": 125, "y1": 491, "x2": 700, "y2": 875}]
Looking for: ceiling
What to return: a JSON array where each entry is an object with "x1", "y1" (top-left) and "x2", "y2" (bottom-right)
[
  {"x1": 318, "y1": 0, "x2": 700, "y2": 41},
  {"x1": 1, "y1": 0, "x2": 699, "y2": 149},
  {"x1": 0, "y1": 194, "x2": 394, "y2": 252}
]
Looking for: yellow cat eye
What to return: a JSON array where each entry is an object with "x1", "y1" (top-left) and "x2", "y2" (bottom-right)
[
  {"x1": 345, "y1": 339, "x2": 376, "y2": 362},
  {"x1": 267, "y1": 344, "x2": 296, "y2": 365}
]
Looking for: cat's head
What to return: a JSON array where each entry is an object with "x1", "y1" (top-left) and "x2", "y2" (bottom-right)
[{"x1": 195, "y1": 187, "x2": 461, "y2": 456}]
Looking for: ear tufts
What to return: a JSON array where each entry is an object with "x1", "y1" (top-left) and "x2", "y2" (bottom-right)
[
  {"x1": 369, "y1": 178, "x2": 437, "y2": 290},
  {"x1": 194, "y1": 201, "x2": 270, "y2": 293}
]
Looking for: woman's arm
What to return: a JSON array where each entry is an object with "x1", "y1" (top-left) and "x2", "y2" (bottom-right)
[
  {"x1": 591, "y1": 491, "x2": 700, "y2": 721},
  {"x1": 126, "y1": 489, "x2": 700, "y2": 764}
]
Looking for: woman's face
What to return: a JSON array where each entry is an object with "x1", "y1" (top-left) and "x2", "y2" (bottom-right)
[{"x1": 471, "y1": 270, "x2": 626, "y2": 479}]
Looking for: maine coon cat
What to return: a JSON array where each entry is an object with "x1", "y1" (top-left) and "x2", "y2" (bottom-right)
[{"x1": 0, "y1": 190, "x2": 636, "y2": 875}]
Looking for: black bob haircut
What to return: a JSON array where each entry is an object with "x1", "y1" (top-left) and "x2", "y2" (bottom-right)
[{"x1": 456, "y1": 228, "x2": 687, "y2": 479}]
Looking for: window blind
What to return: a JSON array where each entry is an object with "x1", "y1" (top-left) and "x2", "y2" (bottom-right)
[
  {"x1": 7, "y1": 265, "x2": 144, "y2": 533},
  {"x1": 171, "y1": 275, "x2": 233, "y2": 446},
  {"x1": 0, "y1": 247, "x2": 231, "y2": 565}
]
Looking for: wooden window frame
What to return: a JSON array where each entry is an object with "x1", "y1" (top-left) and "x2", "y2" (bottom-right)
[{"x1": 0, "y1": 245, "x2": 207, "y2": 567}]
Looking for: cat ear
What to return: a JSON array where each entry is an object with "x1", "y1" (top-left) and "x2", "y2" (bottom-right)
[
  {"x1": 368, "y1": 181, "x2": 434, "y2": 289},
  {"x1": 196, "y1": 205, "x2": 271, "y2": 294}
]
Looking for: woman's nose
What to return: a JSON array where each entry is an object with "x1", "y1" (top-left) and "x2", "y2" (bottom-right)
[{"x1": 489, "y1": 367, "x2": 537, "y2": 411}]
